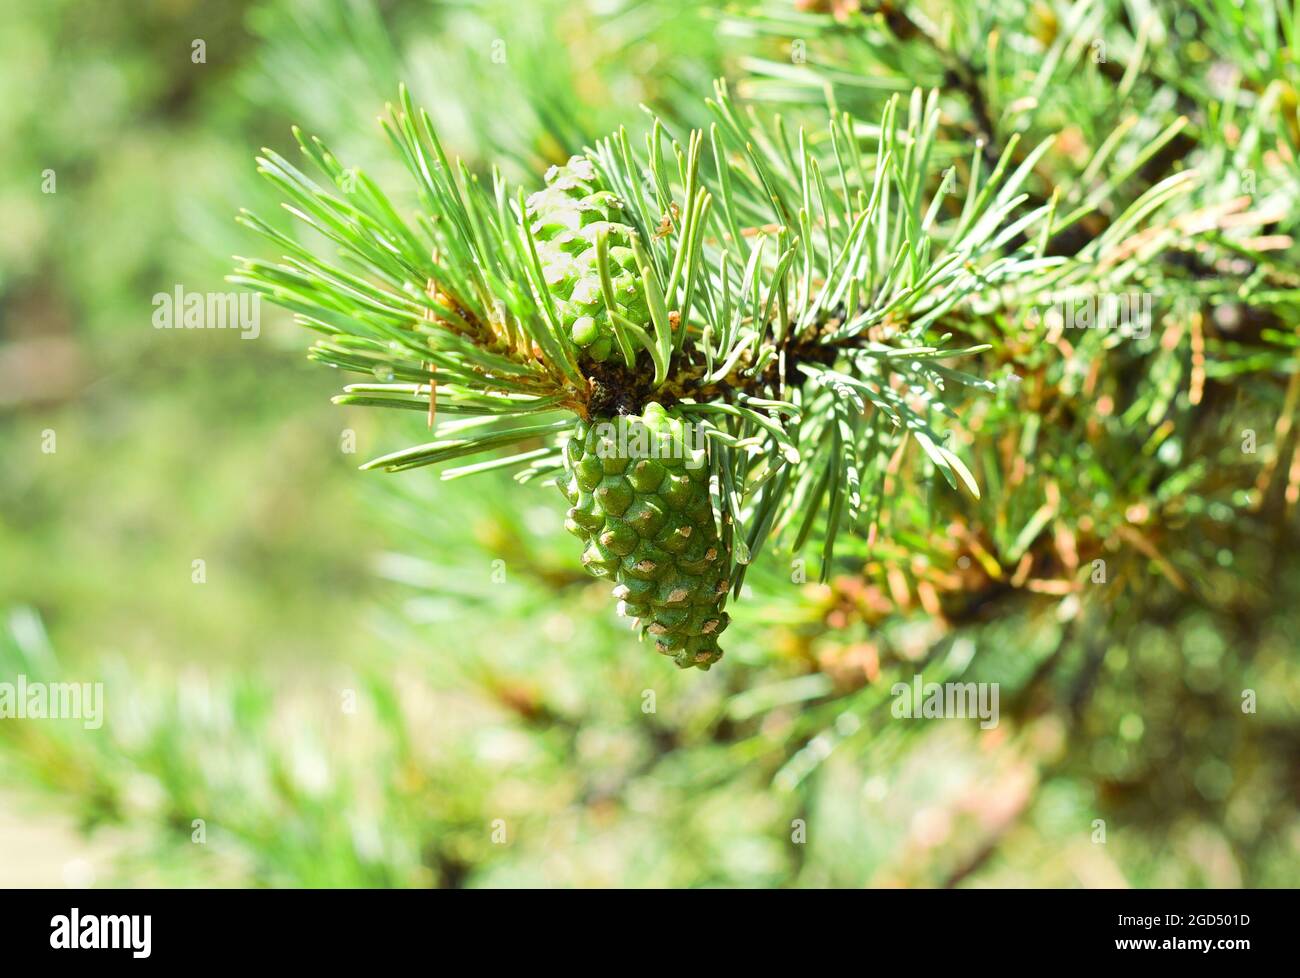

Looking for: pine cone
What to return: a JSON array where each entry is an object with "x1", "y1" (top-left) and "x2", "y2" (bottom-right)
[
  {"x1": 525, "y1": 156, "x2": 647, "y2": 363},
  {"x1": 561, "y1": 403, "x2": 732, "y2": 669}
]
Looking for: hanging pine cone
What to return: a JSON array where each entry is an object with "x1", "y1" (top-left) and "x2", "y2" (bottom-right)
[
  {"x1": 525, "y1": 156, "x2": 648, "y2": 364},
  {"x1": 561, "y1": 403, "x2": 732, "y2": 669}
]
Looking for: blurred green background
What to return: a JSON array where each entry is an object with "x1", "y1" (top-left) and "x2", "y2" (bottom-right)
[{"x1": 1, "y1": 0, "x2": 1297, "y2": 887}]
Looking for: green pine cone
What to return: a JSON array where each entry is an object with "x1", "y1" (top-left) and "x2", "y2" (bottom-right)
[
  {"x1": 525, "y1": 156, "x2": 648, "y2": 364},
  {"x1": 561, "y1": 402, "x2": 732, "y2": 669}
]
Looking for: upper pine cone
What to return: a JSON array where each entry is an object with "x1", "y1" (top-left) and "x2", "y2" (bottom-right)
[{"x1": 525, "y1": 156, "x2": 647, "y2": 363}]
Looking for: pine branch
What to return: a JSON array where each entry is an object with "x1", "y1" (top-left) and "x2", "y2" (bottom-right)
[{"x1": 235, "y1": 69, "x2": 1262, "y2": 583}]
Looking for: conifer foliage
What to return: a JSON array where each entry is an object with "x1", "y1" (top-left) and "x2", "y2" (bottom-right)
[
  {"x1": 232, "y1": 75, "x2": 1075, "y2": 664},
  {"x1": 234, "y1": 0, "x2": 1298, "y2": 680}
]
